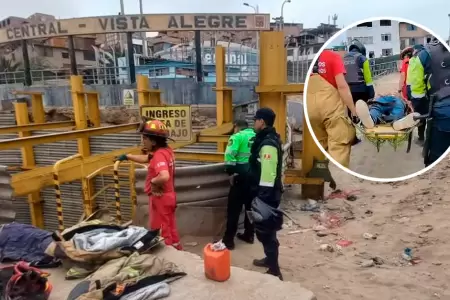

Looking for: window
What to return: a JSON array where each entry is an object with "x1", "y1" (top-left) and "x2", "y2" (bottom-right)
[
  {"x1": 61, "y1": 52, "x2": 69, "y2": 59},
  {"x1": 369, "y1": 51, "x2": 375, "y2": 59},
  {"x1": 287, "y1": 49, "x2": 294, "y2": 56},
  {"x1": 380, "y1": 20, "x2": 392, "y2": 26},
  {"x1": 410, "y1": 37, "x2": 416, "y2": 45},
  {"x1": 407, "y1": 24, "x2": 417, "y2": 31},
  {"x1": 83, "y1": 51, "x2": 95, "y2": 61},
  {"x1": 349, "y1": 36, "x2": 374, "y2": 45},
  {"x1": 357, "y1": 22, "x2": 373, "y2": 27},
  {"x1": 381, "y1": 48, "x2": 393, "y2": 56},
  {"x1": 381, "y1": 34, "x2": 391, "y2": 41},
  {"x1": 43, "y1": 47, "x2": 53, "y2": 57}
]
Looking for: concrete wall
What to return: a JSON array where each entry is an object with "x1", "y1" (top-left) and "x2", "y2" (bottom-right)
[{"x1": 0, "y1": 79, "x2": 258, "y2": 106}]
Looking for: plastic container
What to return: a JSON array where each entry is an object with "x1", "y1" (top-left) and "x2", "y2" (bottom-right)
[{"x1": 203, "y1": 243, "x2": 231, "y2": 282}]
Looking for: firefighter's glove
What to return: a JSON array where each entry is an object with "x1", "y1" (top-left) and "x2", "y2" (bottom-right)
[{"x1": 115, "y1": 154, "x2": 128, "y2": 162}]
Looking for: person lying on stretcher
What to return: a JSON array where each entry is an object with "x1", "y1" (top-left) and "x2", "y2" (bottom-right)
[{"x1": 355, "y1": 94, "x2": 420, "y2": 131}]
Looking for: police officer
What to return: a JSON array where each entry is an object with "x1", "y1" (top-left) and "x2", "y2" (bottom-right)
[
  {"x1": 406, "y1": 44, "x2": 430, "y2": 145},
  {"x1": 248, "y1": 107, "x2": 284, "y2": 280},
  {"x1": 412, "y1": 38, "x2": 450, "y2": 166},
  {"x1": 344, "y1": 39, "x2": 376, "y2": 103},
  {"x1": 222, "y1": 120, "x2": 256, "y2": 250}
]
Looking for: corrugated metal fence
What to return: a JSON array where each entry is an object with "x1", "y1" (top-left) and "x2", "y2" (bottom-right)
[{"x1": 0, "y1": 166, "x2": 14, "y2": 224}]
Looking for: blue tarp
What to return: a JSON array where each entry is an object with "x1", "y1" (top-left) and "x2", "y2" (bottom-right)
[{"x1": 0, "y1": 222, "x2": 54, "y2": 263}]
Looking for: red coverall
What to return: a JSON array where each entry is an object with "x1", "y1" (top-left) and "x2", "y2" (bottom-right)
[
  {"x1": 145, "y1": 147, "x2": 182, "y2": 250},
  {"x1": 400, "y1": 57, "x2": 410, "y2": 100}
]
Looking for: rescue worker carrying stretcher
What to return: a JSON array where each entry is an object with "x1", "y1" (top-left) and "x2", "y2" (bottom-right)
[
  {"x1": 409, "y1": 38, "x2": 450, "y2": 166},
  {"x1": 222, "y1": 120, "x2": 256, "y2": 250},
  {"x1": 116, "y1": 119, "x2": 182, "y2": 250},
  {"x1": 247, "y1": 107, "x2": 284, "y2": 281},
  {"x1": 344, "y1": 39, "x2": 375, "y2": 103},
  {"x1": 407, "y1": 44, "x2": 431, "y2": 145},
  {"x1": 307, "y1": 49, "x2": 357, "y2": 168}
]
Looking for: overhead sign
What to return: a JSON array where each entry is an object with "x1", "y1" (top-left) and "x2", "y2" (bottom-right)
[
  {"x1": 123, "y1": 89, "x2": 134, "y2": 106},
  {"x1": 0, "y1": 13, "x2": 270, "y2": 44},
  {"x1": 141, "y1": 105, "x2": 192, "y2": 141}
]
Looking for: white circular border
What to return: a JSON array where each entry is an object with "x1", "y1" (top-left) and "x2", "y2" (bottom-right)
[{"x1": 303, "y1": 16, "x2": 450, "y2": 183}]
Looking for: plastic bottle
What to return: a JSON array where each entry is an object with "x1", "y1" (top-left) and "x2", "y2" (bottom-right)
[{"x1": 203, "y1": 243, "x2": 231, "y2": 282}]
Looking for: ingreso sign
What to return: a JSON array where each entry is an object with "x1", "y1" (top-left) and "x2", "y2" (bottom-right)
[
  {"x1": 0, "y1": 14, "x2": 270, "y2": 44},
  {"x1": 140, "y1": 105, "x2": 192, "y2": 142}
]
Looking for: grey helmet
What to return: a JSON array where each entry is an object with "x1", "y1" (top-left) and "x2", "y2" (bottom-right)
[{"x1": 348, "y1": 39, "x2": 367, "y2": 56}]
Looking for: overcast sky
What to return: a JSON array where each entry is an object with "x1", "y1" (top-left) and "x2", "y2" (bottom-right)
[{"x1": 0, "y1": 0, "x2": 449, "y2": 40}]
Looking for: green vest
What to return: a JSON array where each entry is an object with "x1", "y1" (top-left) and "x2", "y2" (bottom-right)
[
  {"x1": 224, "y1": 128, "x2": 256, "y2": 174},
  {"x1": 407, "y1": 56, "x2": 427, "y2": 98}
]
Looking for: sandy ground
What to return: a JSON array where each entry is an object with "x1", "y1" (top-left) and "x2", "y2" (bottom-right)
[
  {"x1": 182, "y1": 157, "x2": 450, "y2": 300},
  {"x1": 345, "y1": 73, "x2": 425, "y2": 178}
]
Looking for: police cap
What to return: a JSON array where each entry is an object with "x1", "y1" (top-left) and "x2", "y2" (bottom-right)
[{"x1": 254, "y1": 107, "x2": 276, "y2": 126}]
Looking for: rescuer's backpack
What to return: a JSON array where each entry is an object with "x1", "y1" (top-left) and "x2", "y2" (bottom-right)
[{"x1": 0, "y1": 262, "x2": 52, "y2": 300}]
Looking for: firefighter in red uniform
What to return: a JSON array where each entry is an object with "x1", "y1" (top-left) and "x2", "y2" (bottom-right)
[{"x1": 116, "y1": 119, "x2": 182, "y2": 250}]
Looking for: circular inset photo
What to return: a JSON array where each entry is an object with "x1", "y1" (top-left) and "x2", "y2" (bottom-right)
[{"x1": 304, "y1": 17, "x2": 450, "y2": 181}]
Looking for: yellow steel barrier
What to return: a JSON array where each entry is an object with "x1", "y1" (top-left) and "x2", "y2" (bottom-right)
[
  {"x1": 1, "y1": 31, "x2": 328, "y2": 229},
  {"x1": 52, "y1": 154, "x2": 82, "y2": 231}
]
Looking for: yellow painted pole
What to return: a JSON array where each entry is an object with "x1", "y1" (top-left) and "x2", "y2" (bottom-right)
[
  {"x1": 86, "y1": 92, "x2": 101, "y2": 127},
  {"x1": 14, "y1": 101, "x2": 44, "y2": 228},
  {"x1": 214, "y1": 45, "x2": 233, "y2": 152},
  {"x1": 258, "y1": 31, "x2": 287, "y2": 143},
  {"x1": 301, "y1": 111, "x2": 325, "y2": 199},
  {"x1": 71, "y1": 75, "x2": 96, "y2": 217},
  {"x1": 137, "y1": 74, "x2": 150, "y2": 107},
  {"x1": 30, "y1": 93, "x2": 45, "y2": 124}
]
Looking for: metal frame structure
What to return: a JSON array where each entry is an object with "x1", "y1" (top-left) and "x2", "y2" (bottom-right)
[{"x1": 0, "y1": 30, "x2": 325, "y2": 229}]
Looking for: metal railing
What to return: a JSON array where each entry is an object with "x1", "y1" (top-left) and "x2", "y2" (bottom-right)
[{"x1": 371, "y1": 61, "x2": 399, "y2": 79}]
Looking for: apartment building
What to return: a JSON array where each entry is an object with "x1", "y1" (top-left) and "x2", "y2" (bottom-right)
[
  {"x1": 345, "y1": 20, "x2": 401, "y2": 58},
  {"x1": 399, "y1": 22, "x2": 433, "y2": 49}
]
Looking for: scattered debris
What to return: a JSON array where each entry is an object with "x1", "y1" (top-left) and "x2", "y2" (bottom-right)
[
  {"x1": 326, "y1": 189, "x2": 360, "y2": 201},
  {"x1": 319, "y1": 244, "x2": 334, "y2": 252},
  {"x1": 361, "y1": 260, "x2": 375, "y2": 268},
  {"x1": 363, "y1": 232, "x2": 377, "y2": 240},
  {"x1": 336, "y1": 240, "x2": 353, "y2": 247},
  {"x1": 317, "y1": 232, "x2": 328, "y2": 237},
  {"x1": 184, "y1": 242, "x2": 199, "y2": 247}
]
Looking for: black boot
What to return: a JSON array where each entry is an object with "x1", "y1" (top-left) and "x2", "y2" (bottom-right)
[
  {"x1": 253, "y1": 257, "x2": 270, "y2": 268},
  {"x1": 237, "y1": 233, "x2": 254, "y2": 244},
  {"x1": 266, "y1": 268, "x2": 283, "y2": 281}
]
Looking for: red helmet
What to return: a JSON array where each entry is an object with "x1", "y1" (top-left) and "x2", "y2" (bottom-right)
[
  {"x1": 138, "y1": 119, "x2": 169, "y2": 138},
  {"x1": 400, "y1": 46, "x2": 413, "y2": 59}
]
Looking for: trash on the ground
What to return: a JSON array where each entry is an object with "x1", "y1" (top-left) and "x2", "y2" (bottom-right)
[
  {"x1": 313, "y1": 224, "x2": 328, "y2": 232},
  {"x1": 317, "y1": 232, "x2": 328, "y2": 237},
  {"x1": 363, "y1": 232, "x2": 377, "y2": 240},
  {"x1": 402, "y1": 247, "x2": 422, "y2": 265},
  {"x1": 301, "y1": 202, "x2": 321, "y2": 212},
  {"x1": 326, "y1": 189, "x2": 360, "y2": 201},
  {"x1": 336, "y1": 240, "x2": 353, "y2": 247},
  {"x1": 319, "y1": 244, "x2": 334, "y2": 252},
  {"x1": 427, "y1": 202, "x2": 433, "y2": 206},
  {"x1": 365, "y1": 210, "x2": 373, "y2": 216},
  {"x1": 210, "y1": 240, "x2": 227, "y2": 251},
  {"x1": 184, "y1": 242, "x2": 199, "y2": 247},
  {"x1": 361, "y1": 260, "x2": 375, "y2": 268},
  {"x1": 282, "y1": 220, "x2": 294, "y2": 229},
  {"x1": 432, "y1": 262, "x2": 443, "y2": 266},
  {"x1": 315, "y1": 211, "x2": 342, "y2": 229},
  {"x1": 287, "y1": 229, "x2": 311, "y2": 235}
]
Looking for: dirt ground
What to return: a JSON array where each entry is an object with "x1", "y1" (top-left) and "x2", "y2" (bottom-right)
[
  {"x1": 182, "y1": 157, "x2": 450, "y2": 300},
  {"x1": 348, "y1": 73, "x2": 425, "y2": 178}
]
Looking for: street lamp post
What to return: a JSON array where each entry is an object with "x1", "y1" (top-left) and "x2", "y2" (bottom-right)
[
  {"x1": 243, "y1": 3, "x2": 260, "y2": 52},
  {"x1": 139, "y1": 0, "x2": 148, "y2": 56},
  {"x1": 280, "y1": 0, "x2": 291, "y2": 31}
]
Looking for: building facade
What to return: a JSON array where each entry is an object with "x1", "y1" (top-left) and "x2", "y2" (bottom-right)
[
  {"x1": 399, "y1": 22, "x2": 433, "y2": 49},
  {"x1": 345, "y1": 20, "x2": 401, "y2": 58}
]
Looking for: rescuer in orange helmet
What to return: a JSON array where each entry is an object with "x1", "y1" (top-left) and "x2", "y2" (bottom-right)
[{"x1": 116, "y1": 119, "x2": 182, "y2": 250}]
